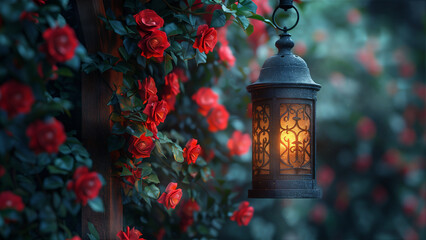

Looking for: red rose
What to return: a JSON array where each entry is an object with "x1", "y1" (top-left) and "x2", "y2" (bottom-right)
[
  {"x1": 172, "y1": 68, "x2": 188, "y2": 83},
  {"x1": 218, "y1": 45, "x2": 236, "y2": 68},
  {"x1": 117, "y1": 226, "x2": 145, "y2": 240},
  {"x1": 0, "y1": 165, "x2": 5, "y2": 178},
  {"x1": 183, "y1": 139, "x2": 201, "y2": 164},
  {"x1": 217, "y1": 26, "x2": 228, "y2": 46},
  {"x1": 138, "y1": 76, "x2": 157, "y2": 103},
  {"x1": 143, "y1": 95, "x2": 169, "y2": 125},
  {"x1": 207, "y1": 104, "x2": 229, "y2": 132},
  {"x1": 354, "y1": 154, "x2": 372, "y2": 172},
  {"x1": 128, "y1": 134, "x2": 155, "y2": 159},
  {"x1": 161, "y1": 92, "x2": 176, "y2": 112},
  {"x1": 158, "y1": 182, "x2": 182, "y2": 209},
  {"x1": 155, "y1": 228, "x2": 166, "y2": 240},
  {"x1": 179, "y1": 199, "x2": 201, "y2": 232},
  {"x1": 144, "y1": 121, "x2": 158, "y2": 139},
  {"x1": 123, "y1": 164, "x2": 142, "y2": 185},
  {"x1": 67, "y1": 166, "x2": 102, "y2": 205},
  {"x1": 134, "y1": 9, "x2": 164, "y2": 37},
  {"x1": 164, "y1": 72, "x2": 180, "y2": 96},
  {"x1": 41, "y1": 25, "x2": 78, "y2": 63},
  {"x1": 138, "y1": 30, "x2": 170, "y2": 59},
  {"x1": 227, "y1": 131, "x2": 251, "y2": 156},
  {"x1": 372, "y1": 185, "x2": 388, "y2": 204},
  {"x1": 192, "y1": 87, "x2": 219, "y2": 116},
  {"x1": 37, "y1": 63, "x2": 58, "y2": 81},
  {"x1": 347, "y1": 8, "x2": 361, "y2": 25},
  {"x1": 317, "y1": 165, "x2": 335, "y2": 188},
  {"x1": 310, "y1": 203, "x2": 327, "y2": 224},
  {"x1": 0, "y1": 80, "x2": 35, "y2": 118},
  {"x1": 0, "y1": 191, "x2": 25, "y2": 211},
  {"x1": 201, "y1": 148, "x2": 215, "y2": 162},
  {"x1": 66, "y1": 236, "x2": 82, "y2": 240},
  {"x1": 230, "y1": 201, "x2": 254, "y2": 226},
  {"x1": 356, "y1": 117, "x2": 376, "y2": 140},
  {"x1": 19, "y1": 12, "x2": 39, "y2": 23},
  {"x1": 193, "y1": 24, "x2": 217, "y2": 54},
  {"x1": 248, "y1": 19, "x2": 268, "y2": 51},
  {"x1": 293, "y1": 41, "x2": 307, "y2": 57},
  {"x1": 26, "y1": 118, "x2": 66, "y2": 154},
  {"x1": 399, "y1": 128, "x2": 416, "y2": 146},
  {"x1": 33, "y1": 0, "x2": 46, "y2": 5}
]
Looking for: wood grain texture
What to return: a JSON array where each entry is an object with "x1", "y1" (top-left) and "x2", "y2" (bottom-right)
[{"x1": 75, "y1": 0, "x2": 123, "y2": 239}]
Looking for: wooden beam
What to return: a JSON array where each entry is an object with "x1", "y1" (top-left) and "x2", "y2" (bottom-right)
[{"x1": 74, "y1": 0, "x2": 123, "y2": 239}]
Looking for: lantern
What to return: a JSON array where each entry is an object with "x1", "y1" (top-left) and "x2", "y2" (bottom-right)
[{"x1": 247, "y1": 0, "x2": 322, "y2": 198}]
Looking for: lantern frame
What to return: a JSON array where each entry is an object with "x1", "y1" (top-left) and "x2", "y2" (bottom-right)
[{"x1": 247, "y1": 2, "x2": 322, "y2": 199}]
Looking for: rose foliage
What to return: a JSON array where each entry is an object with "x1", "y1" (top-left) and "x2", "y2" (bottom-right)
[{"x1": 0, "y1": 0, "x2": 103, "y2": 239}]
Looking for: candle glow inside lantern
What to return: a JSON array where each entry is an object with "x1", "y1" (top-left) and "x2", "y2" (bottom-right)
[{"x1": 247, "y1": 0, "x2": 322, "y2": 199}]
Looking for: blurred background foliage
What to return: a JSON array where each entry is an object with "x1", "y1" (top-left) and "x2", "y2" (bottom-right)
[{"x1": 215, "y1": 0, "x2": 425, "y2": 239}]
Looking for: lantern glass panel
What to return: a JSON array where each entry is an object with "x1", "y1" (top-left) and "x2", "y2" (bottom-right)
[
  {"x1": 253, "y1": 103, "x2": 271, "y2": 176},
  {"x1": 279, "y1": 103, "x2": 312, "y2": 175}
]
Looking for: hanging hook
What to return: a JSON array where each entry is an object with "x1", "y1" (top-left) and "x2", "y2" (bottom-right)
[{"x1": 272, "y1": 5, "x2": 300, "y2": 32}]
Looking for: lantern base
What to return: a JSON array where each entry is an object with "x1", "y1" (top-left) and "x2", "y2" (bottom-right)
[{"x1": 248, "y1": 188, "x2": 322, "y2": 199}]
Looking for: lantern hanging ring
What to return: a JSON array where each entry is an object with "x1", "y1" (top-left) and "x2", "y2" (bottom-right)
[{"x1": 272, "y1": 5, "x2": 300, "y2": 32}]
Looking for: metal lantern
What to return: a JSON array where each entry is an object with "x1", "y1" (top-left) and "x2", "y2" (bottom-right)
[{"x1": 247, "y1": 0, "x2": 322, "y2": 198}]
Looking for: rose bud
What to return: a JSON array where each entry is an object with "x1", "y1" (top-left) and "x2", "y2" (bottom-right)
[
  {"x1": 164, "y1": 72, "x2": 180, "y2": 96},
  {"x1": 192, "y1": 87, "x2": 219, "y2": 116},
  {"x1": 207, "y1": 104, "x2": 230, "y2": 132},
  {"x1": 117, "y1": 226, "x2": 145, "y2": 240},
  {"x1": 158, "y1": 182, "x2": 182, "y2": 209},
  {"x1": 193, "y1": 24, "x2": 217, "y2": 54},
  {"x1": 138, "y1": 76, "x2": 157, "y2": 104},
  {"x1": 230, "y1": 201, "x2": 254, "y2": 226},
  {"x1": 218, "y1": 45, "x2": 236, "y2": 68},
  {"x1": 227, "y1": 130, "x2": 251, "y2": 156},
  {"x1": 183, "y1": 139, "x2": 202, "y2": 164}
]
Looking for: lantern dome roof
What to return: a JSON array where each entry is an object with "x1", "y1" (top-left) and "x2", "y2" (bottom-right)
[{"x1": 248, "y1": 34, "x2": 321, "y2": 92}]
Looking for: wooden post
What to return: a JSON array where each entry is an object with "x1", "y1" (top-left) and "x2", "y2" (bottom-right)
[{"x1": 75, "y1": 0, "x2": 123, "y2": 239}]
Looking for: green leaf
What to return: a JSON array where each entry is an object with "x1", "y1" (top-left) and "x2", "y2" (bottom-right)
[
  {"x1": 211, "y1": 10, "x2": 227, "y2": 28},
  {"x1": 120, "y1": 166, "x2": 133, "y2": 176},
  {"x1": 245, "y1": 23, "x2": 254, "y2": 36},
  {"x1": 164, "y1": 55, "x2": 173, "y2": 75},
  {"x1": 237, "y1": 15, "x2": 250, "y2": 29},
  {"x1": 164, "y1": 23, "x2": 183, "y2": 36},
  {"x1": 109, "y1": 20, "x2": 127, "y2": 35},
  {"x1": 195, "y1": 49, "x2": 207, "y2": 65},
  {"x1": 172, "y1": 145, "x2": 184, "y2": 163},
  {"x1": 43, "y1": 176, "x2": 64, "y2": 190},
  {"x1": 145, "y1": 174, "x2": 160, "y2": 184},
  {"x1": 88, "y1": 222, "x2": 100, "y2": 240},
  {"x1": 88, "y1": 197, "x2": 104, "y2": 212},
  {"x1": 118, "y1": 47, "x2": 129, "y2": 61},
  {"x1": 141, "y1": 166, "x2": 153, "y2": 178},
  {"x1": 144, "y1": 184, "x2": 160, "y2": 199},
  {"x1": 54, "y1": 156, "x2": 73, "y2": 171},
  {"x1": 113, "y1": 61, "x2": 130, "y2": 73},
  {"x1": 247, "y1": 14, "x2": 275, "y2": 28},
  {"x1": 56, "y1": 67, "x2": 73, "y2": 77}
]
